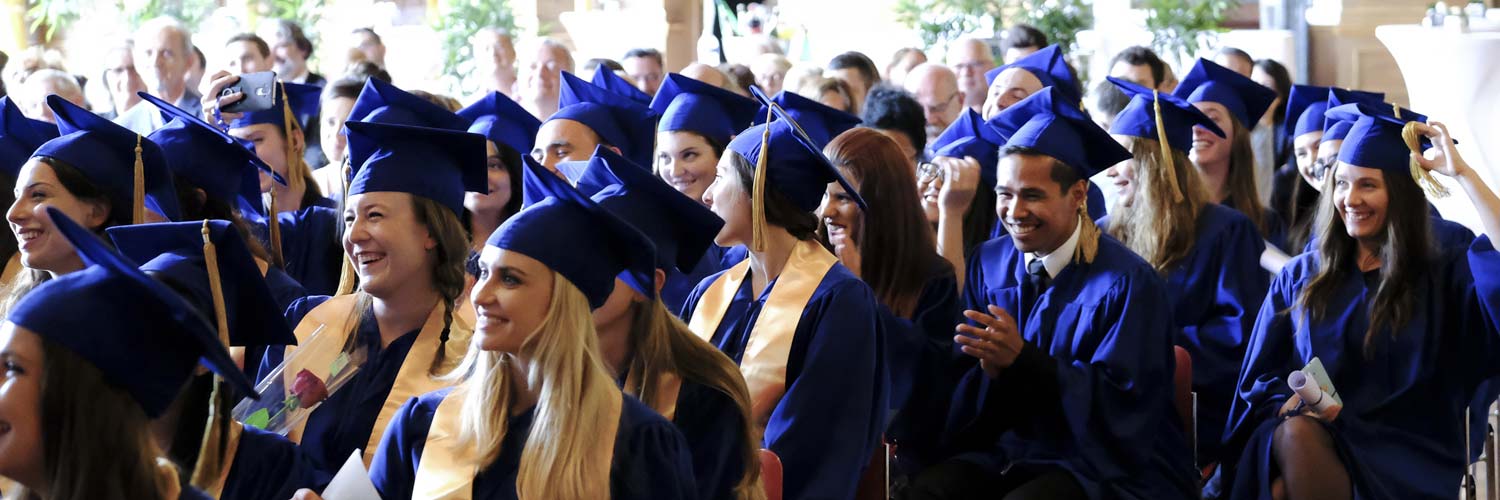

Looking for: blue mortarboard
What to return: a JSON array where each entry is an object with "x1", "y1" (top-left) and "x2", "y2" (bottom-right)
[
  {"x1": 1284, "y1": 85, "x2": 1331, "y2": 139},
  {"x1": 575, "y1": 146, "x2": 725, "y2": 296},
  {"x1": 984, "y1": 45, "x2": 1081, "y2": 106},
  {"x1": 108, "y1": 220, "x2": 297, "y2": 349},
  {"x1": 345, "y1": 121, "x2": 488, "y2": 217},
  {"x1": 1321, "y1": 88, "x2": 1386, "y2": 142},
  {"x1": 591, "y1": 68, "x2": 652, "y2": 106},
  {"x1": 986, "y1": 87, "x2": 1132, "y2": 178},
  {"x1": 1108, "y1": 76, "x2": 1224, "y2": 153},
  {"x1": 228, "y1": 81, "x2": 321, "y2": 132},
  {"x1": 457, "y1": 91, "x2": 542, "y2": 158},
  {"x1": 8, "y1": 208, "x2": 259, "y2": 417},
  {"x1": 140, "y1": 93, "x2": 287, "y2": 217},
  {"x1": 0, "y1": 96, "x2": 58, "y2": 177},
  {"x1": 1326, "y1": 102, "x2": 1433, "y2": 172},
  {"x1": 552, "y1": 71, "x2": 659, "y2": 168},
  {"x1": 729, "y1": 87, "x2": 868, "y2": 214},
  {"x1": 35, "y1": 95, "x2": 180, "y2": 222},
  {"x1": 347, "y1": 78, "x2": 470, "y2": 131},
  {"x1": 1322, "y1": 121, "x2": 1354, "y2": 144},
  {"x1": 1173, "y1": 58, "x2": 1278, "y2": 129},
  {"x1": 651, "y1": 73, "x2": 760, "y2": 146},
  {"x1": 931, "y1": 108, "x2": 1006, "y2": 189},
  {"x1": 750, "y1": 90, "x2": 862, "y2": 146},
  {"x1": 492, "y1": 156, "x2": 657, "y2": 308}
]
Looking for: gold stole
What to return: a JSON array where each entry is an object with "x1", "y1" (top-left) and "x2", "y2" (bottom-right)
[
  {"x1": 687, "y1": 239, "x2": 837, "y2": 426},
  {"x1": 197, "y1": 423, "x2": 246, "y2": 498},
  {"x1": 411, "y1": 388, "x2": 480, "y2": 499},
  {"x1": 625, "y1": 369, "x2": 683, "y2": 420},
  {"x1": 285, "y1": 294, "x2": 465, "y2": 467}
]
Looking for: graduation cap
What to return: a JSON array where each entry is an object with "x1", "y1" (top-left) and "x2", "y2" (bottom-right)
[
  {"x1": 7, "y1": 208, "x2": 259, "y2": 417},
  {"x1": 591, "y1": 68, "x2": 653, "y2": 106},
  {"x1": 729, "y1": 86, "x2": 866, "y2": 252},
  {"x1": 35, "y1": 95, "x2": 180, "y2": 223},
  {"x1": 491, "y1": 156, "x2": 657, "y2": 308},
  {"x1": 141, "y1": 92, "x2": 287, "y2": 216},
  {"x1": 552, "y1": 71, "x2": 659, "y2": 169},
  {"x1": 0, "y1": 96, "x2": 58, "y2": 178},
  {"x1": 227, "y1": 80, "x2": 321, "y2": 133},
  {"x1": 651, "y1": 73, "x2": 760, "y2": 146},
  {"x1": 983, "y1": 45, "x2": 1081, "y2": 106},
  {"x1": 1320, "y1": 88, "x2": 1386, "y2": 143},
  {"x1": 1284, "y1": 85, "x2": 1330, "y2": 140},
  {"x1": 930, "y1": 108, "x2": 1006, "y2": 190},
  {"x1": 346, "y1": 78, "x2": 470, "y2": 131},
  {"x1": 1173, "y1": 58, "x2": 1277, "y2": 130},
  {"x1": 457, "y1": 91, "x2": 542, "y2": 159},
  {"x1": 574, "y1": 146, "x2": 725, "y2": 297},
  {"x1": 1326, "y1": 101, "x2": 1452, "y2": 198},
  {"x1": 344, "y1": 121, "x2": 489, "y2": 217},
  {"x1": 986, "y1": 86, "x2": 1132, "y2": 179},
  {"x1": 749, "y1": 90, "x2": 861, "y2": 145},
  {"x1": 108, "y1": 219, "x2": 297, "y2": 349},
  {"x1": 1107, "y1": 76, "x2": 1223, "y2": 202}
]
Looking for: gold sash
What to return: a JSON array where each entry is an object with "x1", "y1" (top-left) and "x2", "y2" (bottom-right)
[
  {"x1": 197, "y1": 422, "x2": 246, "y2": 498},
  {"x1": 411, "y1": 388, "x2": 480, "y2": 500},
  {"x1": 285, "y1": 294, "x2": 467, "y2": 467},
  {"x1": 625, "y1": 369, "x2": 683, "y2": 421},
  {"x1": 686, "y1": 239, "x2": 837, "y2": 426}
]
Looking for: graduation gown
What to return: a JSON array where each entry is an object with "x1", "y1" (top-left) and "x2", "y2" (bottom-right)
[
  {"x1": 681, "y1": 241, "x2": 886, "y2": 500},
  {"x1": 1100, "y1": 204, "x2": 1269, "y2": 464},
  {"x1": 1209, "y1": 237, "x2": 1500, "y2": 500},
  {"x1": 882, "y1": 256, "x2": 964, "y2": 476},
  {"x1": 664, "y1": 244, "x2": 737, "y2": 318},
  {"x1": 947, "y1": 234, "x2": 1197, "y2": 500},
  {"x1": 369, "y1": 387, "x2": 698, "y2": 499},
  {"x1": 670, "y1": 379, "x2": 749, "y2": 500},
  {"x1": 262, "y1": 295, "x2": 462, "y2": 472},
  {"x1": 221, "y1": 424, "x2": 331, "y2": 500},
  {"x1": 251, "y1": 206, "x2": 344, "y2": 296}
]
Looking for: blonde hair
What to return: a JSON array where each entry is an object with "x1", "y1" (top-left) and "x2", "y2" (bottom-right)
[
  {"x1": 453, "y1": 273, "x2": 622, "y2": 499},
  {"x1": 1106, "y1": 137, "x2": 1209, "y2": 273},
  {"x1": 621, "y1": 298, "x2": 764, "y2": 500}
]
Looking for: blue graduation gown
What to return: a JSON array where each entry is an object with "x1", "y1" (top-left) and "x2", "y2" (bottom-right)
[
  {"x1": 369, "y1": 388, "x2": 698, "y2": 499},
  {"x1": 1210, "y1": 237, "x2": 1500, "y2": 499},
  {"x1": 261, "y1": 296, "x2": 424, "y2": 472},
  {"x1": 948, "y1": 234, "x2": 1197, "y2": 500},
  {"x1": 251, "y1": 206, "x2": 343, "y2": 296},
  {"x1": 672, "y1": 379, "x2": 748, "y2": 500},
  {"x1": 1222, "y1": 197, "x2": 1288, "y2": 252},
  {"x1": 1100, "y1": 204, "x2": 1269, "y2": 464},
  {"x1": 221, "y1": 425, "x2": 331, "y2": 500},
  {"x1": 681, "y1": 262, "x2": 887, "y2": 500},
  {"x1": 243, "y1": 267, "x2": 310, "y2": 380},
  {"x1": 882, "y1": 257, "x2": 963, "y2": 476}
]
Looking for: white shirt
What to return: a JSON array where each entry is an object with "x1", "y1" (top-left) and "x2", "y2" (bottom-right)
[{"x1": 1024, "y1": 220, "x2": 1081, "y2": 279}]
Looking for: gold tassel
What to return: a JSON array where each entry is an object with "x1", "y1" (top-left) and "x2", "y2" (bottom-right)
[
  {"x1": 133, "y1": 135, "x2": 145, "y2": 224},
  {"x1": 1401, "y1": 121, "x2": 1451, "y2": 198},
  {"x1": 335, "y1": 157, "x2": 359, "y2": 296},
  {"x1": 1153, "y1": 90, "x2": 1183, "y2": 203},
  {"x1": 190, "y1": 220, "x2": 232, "y2": 494},
  {"x1": 267, "y1": 188, "x2": 285, "y2": 268},
  {"x1": 749, "y1": 105, "x2": 774, "y2": 253},
  {"x1": 1072, "y1": 208, "x2": 1100, "y2": 265}
]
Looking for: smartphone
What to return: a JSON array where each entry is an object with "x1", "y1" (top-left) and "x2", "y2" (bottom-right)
[{"x1": 219, "y1": 71, "x2": 277, "y2": 113}]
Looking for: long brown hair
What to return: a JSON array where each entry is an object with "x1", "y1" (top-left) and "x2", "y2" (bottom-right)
[
  {"x1": 1221, "y1": 115, "x2": 1271, "y2": 237},
  {"x1": 0, "y1": 157, "x2": 118, "y2": 317},
  {"x1": 1298, "y1": 163, "x2": 1432, "y2": 356},
  {"x1": 620, "y1": 298, "x2": 764, "y2": 500},
  {"x1": 727, "y1": 153, "x2": 819, "y2": 241},
  {"x1": 1107, "y1": 137, "x2": 1209, "y2": 273},
  {"x1": 15, "y1": 339, "x2": 182, "y2": 500},
  {"x1": 339, "y1": 194, "x2": 470, "y2": 376},
  {"x1": 823, "y1": 128, "x2": 943, "y2": 317}
]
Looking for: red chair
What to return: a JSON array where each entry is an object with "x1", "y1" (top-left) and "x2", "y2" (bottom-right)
[
  {"x1": 1172, "y1": 346, "x2": 1195, "y2": 462},
  {"x1": 760, "y1": 449, "x2": 783, "y2": 500}
]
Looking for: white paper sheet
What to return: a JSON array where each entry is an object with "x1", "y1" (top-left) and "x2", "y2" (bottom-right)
[{"x1": 321, "y1": 449, "x2": 380, "y2": 500}]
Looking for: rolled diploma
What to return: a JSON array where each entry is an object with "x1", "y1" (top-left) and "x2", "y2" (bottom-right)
[{"x1": 1288, "y1": 370, "x2": 1337, "y2": 412}]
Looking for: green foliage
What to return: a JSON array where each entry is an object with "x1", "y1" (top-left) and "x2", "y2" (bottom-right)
[
  {"x1": 431, "y1": 0, "x2": 518, "y2": 94},
  {"x1": 891, "y1": 0, "x2": 1091, "y2": 53},
  {"x1": 27, "y1": 0, "x2": 218, "y2": 43},
  {"x1": 1142, "y1": 0, "x2": 1238, "y2": 65},
  {"x1": 265, "y1": 0, "x2": 323, "y2": 29}
]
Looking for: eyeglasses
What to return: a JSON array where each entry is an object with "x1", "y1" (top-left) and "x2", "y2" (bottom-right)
[
  {"x1": 918, "y1": 162, "x2": 942, "y2": 182},
  {"x1": 923, "y1": 92, "x2": 961, "y2": 117}
]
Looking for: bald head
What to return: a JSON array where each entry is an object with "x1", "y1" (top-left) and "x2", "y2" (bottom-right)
[
  {"x1": 903, "y1": 63, "x2": 963, "y2": 144},
  {"x1": 947, "y1": 38, "x2": 996, "y2": 112},
  {"x1": 681, "y1": 63, "x2": 727, "y2": 88}
]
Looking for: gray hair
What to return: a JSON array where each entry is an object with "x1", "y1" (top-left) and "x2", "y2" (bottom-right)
[{"x1": 134, "y1": 16, "x2": 192, "y2": 55}]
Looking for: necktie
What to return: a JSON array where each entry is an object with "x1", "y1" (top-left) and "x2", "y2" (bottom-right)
[{"x1": 1023, "y1": 258, "x2": 1051, "y2": 317}]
